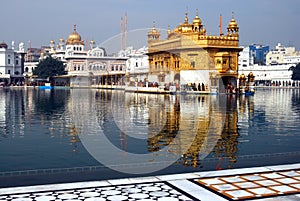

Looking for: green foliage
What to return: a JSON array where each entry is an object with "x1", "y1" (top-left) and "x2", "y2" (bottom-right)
[
  {"x1": 33, "y1": 56, "x2": 66, "y2": 79},
  {"x1": 289, "y1": 63, "x2": 300, "y2": 81}
]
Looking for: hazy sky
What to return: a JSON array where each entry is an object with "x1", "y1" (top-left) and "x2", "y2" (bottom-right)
[{"x1": 1, "y1": 0, "x2": 299, "y2": 52}]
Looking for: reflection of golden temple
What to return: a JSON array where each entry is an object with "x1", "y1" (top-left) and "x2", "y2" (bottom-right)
[
  {"x1": 68, "y1": 124, "x2": 80, "y2": 152},
  {"x1": 147, "y1": 10, "x2": 242, "y2": 93},
  {"x1": 213, "y1": 96, "x2": 239, "y2": 168},
  {"x1": 146, "y1": 95, "x2": 226, "y2": 168},
  {"x1": 145, "y1": 94, "x2": 240, "y2": 169}
]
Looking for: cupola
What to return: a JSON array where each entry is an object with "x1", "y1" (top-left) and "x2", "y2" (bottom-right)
[{"x1": 66, "y1": 25, "x2": 84, "y2": 45}]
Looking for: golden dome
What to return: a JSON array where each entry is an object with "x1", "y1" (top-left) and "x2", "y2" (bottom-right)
[
  {"x1": 192, "y1": 9, "x2": 202, "y2": 25},
  {"x1": 66, "y1": 24, "x2": 84, "y2": 45},
  {"x1": 50, "y1": 40, "x2": 55, "y2": 44},
  {"x1": 59, "y1": 38, "x2": 65, "y2": 43},
  {"x1": 148, "y1": 21, "x2": 160, "y2": 35},
  {"x1": 228, "y1": 13, "x2": 238, "y2": 28}
]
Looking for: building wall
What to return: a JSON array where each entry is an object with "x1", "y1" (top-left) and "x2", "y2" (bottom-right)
[
  {"x1": 249, "y1": 44, "x2": 269, "y2": 65},
  {"x1": 266, "y1": 43, "x2": 299, "y2": 65},
  {"x1": 0, "y1": 44, "x2": 24, "y2": 83}
]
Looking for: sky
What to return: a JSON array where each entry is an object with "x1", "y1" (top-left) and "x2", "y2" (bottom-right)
[{"x1": 1, "y1": 0, "x2": 300, "y2": 52}]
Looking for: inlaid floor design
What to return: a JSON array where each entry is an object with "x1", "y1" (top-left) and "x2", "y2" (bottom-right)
[
  {"x1": 192, "y1": 169, "x2": 300, "y2": 200},
  {"x1": 0, "y1": 181, "x2": 199, "y2": 201}
]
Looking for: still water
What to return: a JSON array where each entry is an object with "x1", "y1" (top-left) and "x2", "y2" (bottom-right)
[{"x1": 0, "y1": 87, "x2": 300, "y2": 187}]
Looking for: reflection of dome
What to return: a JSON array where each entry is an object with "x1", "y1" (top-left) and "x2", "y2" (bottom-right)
[
  {"x1": 66, "y1": 24, "x2": 84, "y2": 45},
  {"x1": 0, "y1": 42, "x2": 8, "y2": 49}
]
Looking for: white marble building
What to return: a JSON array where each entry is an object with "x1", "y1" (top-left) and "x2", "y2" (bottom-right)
[
  {"x1": 238, "y1": 44, "x2": 299, "y2": 86},
  {"x1": 118, "y1": 46, "x2": 149, "y2": 86},
  {"x1": 0, "y1": 41, "x2": 25, "y2": 85},
  {"x1": 266, "y1": 43, "x2": 300, "y2": 65},
  {"x1": 49, "y1": 25, "x2": 127, "y2": 87}
]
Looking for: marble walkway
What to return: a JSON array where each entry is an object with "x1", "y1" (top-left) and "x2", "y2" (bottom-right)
[{"x1": 0, "y1": 163, "x2": 300, "y2": 201}]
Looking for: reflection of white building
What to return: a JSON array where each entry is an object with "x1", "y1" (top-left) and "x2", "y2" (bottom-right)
[
  {"x1": 0, "y1": 41, "x2": 25, "y2": 85},
  {"x1": 49, "y1": 25, "x2": 127, "y2": 87}
]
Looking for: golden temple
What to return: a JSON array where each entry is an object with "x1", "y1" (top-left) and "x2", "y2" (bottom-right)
[{"x1": 147, "y1": 10, "x2": 242, "y2": 93}]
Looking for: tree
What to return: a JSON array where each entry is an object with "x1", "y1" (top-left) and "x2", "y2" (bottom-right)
[
  {"x1": 289, "y1": 63, "x2": 300, "y2": 81},
  {"x1": 33, "y1": 56, "x2": 66, "y2": 79}
]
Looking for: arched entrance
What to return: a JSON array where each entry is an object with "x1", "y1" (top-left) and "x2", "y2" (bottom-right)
[
  {"x1": 220, "y1": 76, "x2": 237, "y2": 94},
  {"x1": 174, "y1": 73, "x2": 180, "y2": 89},
  {"x1": 174, "y1": 73, "x2": 180, "y2": 83}
]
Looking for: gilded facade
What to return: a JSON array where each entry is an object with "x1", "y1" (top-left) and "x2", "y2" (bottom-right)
[{"x1": 147, "y1": 11, "x2": 242, "y2": 92}]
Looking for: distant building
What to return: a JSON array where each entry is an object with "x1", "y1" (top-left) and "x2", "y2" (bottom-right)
[
  {"x1": 49, "y1": 25, "x2": 127, "y2": 87},
  {"x1": 118, "y1": 46, "x2": 149, "y2": 86},
  {"x1": 266, "y1": 43, "x2": 300, "y2": 65},
  {"x1": 23, "y1": 46, "x2": 52, "y2": 77},
  {"x1": 238, "y1": 43, "x2": 299, "y2": 87},
  {"x1": 238, "y1": 46, "x2": 252, "y2": 68},
  {"x1": 0, "y1": 41, "x2": 25, "y2": 85},
  {"x1": 249, "y1": 44, "x2": 269, "y2": 65}
]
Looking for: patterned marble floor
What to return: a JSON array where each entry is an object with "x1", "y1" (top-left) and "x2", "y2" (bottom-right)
[
  {"x1": 193, "y1": 169, "x2": 300, "y2": 200},
  {"x1": 0, "y1": 182, "x2": 198, "y2": 201},
  {"x1": 1, "y1": 164, "x2": 300, "y2": 201}
]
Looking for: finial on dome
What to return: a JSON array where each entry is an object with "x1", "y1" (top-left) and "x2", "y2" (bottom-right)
[
  {"x1": 184, "y1": 11, "x2": 189, "y2": 23},
  {"x1": 167, "y1": 25, "x2": 171, "y2": 34},
  {"x1": 73, "y1": 24, "x2": 77, "y2": 32}
]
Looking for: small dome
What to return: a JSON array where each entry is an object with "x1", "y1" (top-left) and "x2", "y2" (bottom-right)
[
  {"x1": 151, "y1": 22, "x2": 158, "y2": 33},
  {"x1": 50, "y1": 40, "x2": 55, "y2": 44},
  {"x1": 148, "y1": 21, "x2": 160, "y2": 35},
  {"x1": 66, "y1": 24, "x2": 84, "y2": 45},
  {"x1": 59, "y1": 38, "x2": 65, "y2": 43},
  {"x1": 184, "y1": 12, "x2": 189, "y2": 24},
  {"x1": 167, "y1": 25, "x2": 171, "y2": 35},
  {"x1": 192, "y1": 9, "x2": 202, "y2": 25},
  {"x1": 228, "y1": 13, "x2": 238, "y2": 29},
  {"x1": 0, "y1": 42, "x2": 8, "y2": 49}
]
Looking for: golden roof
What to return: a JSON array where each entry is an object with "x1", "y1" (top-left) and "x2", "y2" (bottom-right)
[{"x1": 66, "y1": 24, "x2": 84, "y2": 45}]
